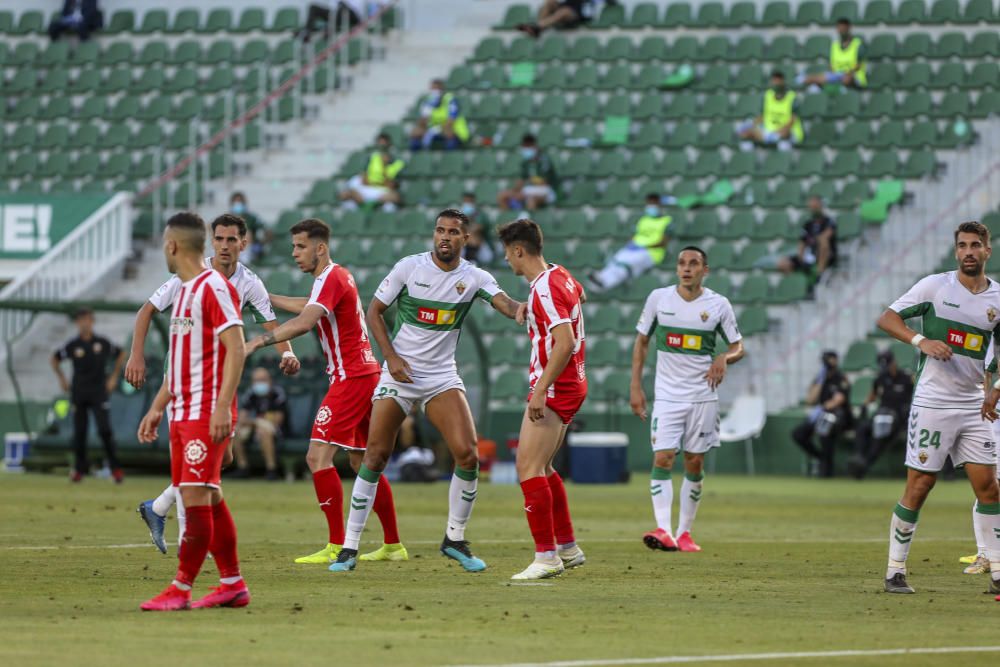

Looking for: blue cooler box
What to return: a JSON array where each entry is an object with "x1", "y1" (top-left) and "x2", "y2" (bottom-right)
[{"x1": 569, "y1": 432, "x2": 628, "y2": 483}]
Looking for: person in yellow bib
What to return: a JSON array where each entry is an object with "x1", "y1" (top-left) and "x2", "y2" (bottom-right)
[
  {"x1": 799, "y1": 18, "x2": 867, "y2": 90},
  {"x1": 588, "y1": 193, "x2": 671, "y2": 293},
  {"x1": 736, "y1": 71, "x2": 804, "y2": 152},
  {"x1": 410, "y1": 79, "x2": 469, "y2": 151},
  {"x1": 340, "y1": 132, "x2": 404, "y2": 211}
]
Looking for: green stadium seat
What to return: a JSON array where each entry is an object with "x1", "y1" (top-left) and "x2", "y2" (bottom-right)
[
  {"x1": 863, "y1": 151, "x2": 900, "y2": 178},
  {"x1": 770, "y1": 273, "x2": 809, "y2": 304},
  {"x1": 593, "y1": 3, "x2": 626, "y2": 29},
  {"x1": 899, "y1": 62, "x2": 931, "y2": 90},
  {"x1": 627, "y1": 3, "x2": 659, "y2": 28},
  {"x1": 235, "y1": 8, "x2": 265, "y2": 32},
  {"x1": 831, "y1": 121, "x2": 870, "y2": 149},
  {"x1": 106, "y1": 10, "x2": 135, "y2": 33},
  {"x1": 11, "y1": 42, "x2": 39, "y2": 66},
  {"x1": 694, "y1": 2, "x2": 725, "y2": 27},
  {"x1": 565, "y1": 36, "x2": 599, "y2": 62},
  {"x1": 737, "y1": 306, "x2": 769, "y2": 335},
  {"x1": 501, "y1": 36, "x2": 534, "y2": 63},
  {"x1": 827, "y1": 151, "x2": 862, "y2": 178},
  {"x1": 899, "y1": 33, "x2": 932, "y2": 58},
  {"x1": 901, "y1": 151, "x2": 937, "y2": 179},
  {"x1": 732, "y1": 274, "x2": 769, "y2": 303},
  {"x1": 834, "y1": 180, "x2": 872, "y2": 209},
  {"x1": 792, "y1": 1, "x2": 825, "y2": 26},
  {"x1": 801, "y1": 34, "x2": 831, "y2": 60},
  {"x1": 598, "y1": 64, "x2": 633, "y2": 90},
  {"x1": 966, "y1": 63, "x2": 1000, "y2": 91},
  {"x1": 830, "y1": 1, "x2": 860, "y2": 23},
  {"x1": 495, "y1": 4, "x2": 532, "y2": 30},
  {"x1": 758, "y1": 1, "x2": 791, "y2": 26},
  {"x1": 138, "y1": 9, "x2": 168, "y2": 33},
  {"x1": 929, "y1": 0, "x2": 962, "y2": 24},
  {"x1": 168, "y1": 8, "x2": 200, "y2": 33},
  {"x1": 667, "y1": 36, "x2": 698, "y2": 62},
  {"x1": 597, "y1": 36, "x2": 633, "y2": 62},
  {"x1": 731, "y1": 36, "x2": 765, "y2": 62},
  {"x1": 13, "y1": 10, "x2": 44, "y2": 35},
  {"x1": 858, "y1": 90, "x2": 896, "y2": 120},
  {"x1": 934, "y1": 91, "x2": 970, "y2": 118},
  {"x1": 137, "y1": 40, "x2": 169, "y2": 65},
  {"x1": 4, "y1": 68, "x2": 35, "y2": 95},
  {"x1": 39, "y1": 96, "x2": 71, "y2": 120},
  {"x1": 859, "y1": 0, "x2": 892, "y2": 25},
  {"x1": 694, "y1": 36, "x2": 729, "y2": 62},
  {"x1": 717, "y1": 213, "x2": 754, "y2": 241},
  {"x1": 38, "y1": 41, "x2": 69, "y2": 68},
  {"x1": 724, "y1": 2, "x2": 757, "y2": 27},
  {"x1": 962, "y1": 0, "x2": 995, "y2": 23},
  {"x1": 934, "y1": 32, "x2": 966, "y2": 58},
  {"x1": 869, "y1": 120, "x2": 905, "y2": 148},
  {"x1": 896, "y1": 91, "x2": 932, "y2": 118},
  {"x1": 828, "y1": 90, "x2": 860, "y2": 117},
  {"x1": 966, "y1": 32, "x2": 1000, "y2": 58},
  {"x1": 164, "y1": 67, "x2": 198, "y2": 94},
  {"x1": 201, "y1": 8, "x2": 233, "y2": 33},
  {"x1": 661, "y1": 3, "x2": 694, "y2": 27},
  {"x1": 202, "y1": 39, "x2": 236, "y2": 64},
  {"x1": 892, "y1": 0, "x2": 927, "y2": 25},
  {"x1": 867, "y1": 34, "x2": 897, "y2": 60}
]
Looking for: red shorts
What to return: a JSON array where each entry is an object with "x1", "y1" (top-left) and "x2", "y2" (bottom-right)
[
  {"x1": 528, "y1": 389, "x2": 587, "y2": 425},
  {"x1": 310, "y1": 373, "x2": 380, "y2": 450},
  {"x1": 170, "y1": 420, "x2": 230, "y2": 488}
]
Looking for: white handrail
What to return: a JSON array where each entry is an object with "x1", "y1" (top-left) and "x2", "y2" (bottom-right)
[{"x1": 0, "y1": 192, "x2": 133, "y2": 351}]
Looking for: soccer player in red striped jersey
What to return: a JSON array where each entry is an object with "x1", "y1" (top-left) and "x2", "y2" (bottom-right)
[
  {"x1": 245, "y1": 218, "x2": 405, "y2": 565},
  {"x1": 498, "y1": 218, "x2": 588, "y2": 580},
  {"x1": 136, "y1": 212, "x2": 248, "y2": 611}
]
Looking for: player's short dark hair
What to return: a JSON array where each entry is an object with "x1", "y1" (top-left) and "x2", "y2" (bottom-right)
[
  {"x1": 645, "y1": 193, "x2": 660, "y2": 202},
  {"x1": 377, "y1": 132, "x2": 392, "y2": 144},
  {"x1": 230, "y1": 191, "x2": 246, "y2": 202},
  {"x1": 955, "y1": 221, "x2": 990, "y2": 247},
  {"x1": 521, "y1": 133, "x2": 537, "y2": 146},
  {"x1": 836, "y1": 17, "x2": 851, "y2": 25},
  {"x1": 462, "y1": 191, "x2": 475, "y2": 199},
  {"x1": 165, "y1": 211, "x2": 206, "y2": 252},
  {"x1": 770, "y1": 70, "x2": 785, "y2": 80},
  {"x1": 431, "y1": 78, "x2": 445, "y2": 87},
  {"x1": 211, "y1": 213, "x2": 247, "y2": 237},
  {"x1": 436, "y1": 208, "x2": 469, "y2": 229},
  {"x1": 289, "y1": 218, "x2": 330, "y2": 244},
  {"x1": 73, "y1": 307, "x2": 93, "y2": 320},
  {"x1": 679, "y1": 245, "x2": 708, "y2": 266},
  {"x1": 496, "y1": 218, "x2": 544, "y2": 256}
]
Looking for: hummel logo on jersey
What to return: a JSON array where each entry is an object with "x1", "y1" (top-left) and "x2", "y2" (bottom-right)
[
  {"x1": 947, "y1": 329, "x2": 983, "y2": 352},
  {"x1": 666, "y1": 333, "x2": 702, "y2": 350},
  {"x1": 418, "y1": 307, "x2": 456, "y2": 325},
  {"x1": 943, "y1": 300, "x2": 961, "y2": 308},
  {"x1": 658, "y1": 311, "x2": 676, "y2": 316},
  {"x1": 415, "y1": 281, "x2": 432, "y2": 288}
]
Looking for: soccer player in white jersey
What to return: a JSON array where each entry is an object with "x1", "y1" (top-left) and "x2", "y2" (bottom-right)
[
  {"x1": 330, "y1": 209, "x2": 526, "y2": 573},
  {"x1": 630, "y1": 246, "x2": 744, "y2": 553},
  {"x1": 879, "y1": 221, "x2": 1000, "y2": 595},
  {"x1": 127, "y1": 214, "x2": 300, "y2": 554},
  {"x1": 958, "y1": 341, "x2": 1000, "y2": 574},
  {"x1": 497, "y1": 218, "x2": 588, "y2": 581}
]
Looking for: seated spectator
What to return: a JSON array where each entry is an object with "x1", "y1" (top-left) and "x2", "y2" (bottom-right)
[
  {"x1": 798, "y1": 18, "x2": 867, "y2": 90},
  {"x1": 736, "y1": 71, "x2": 804, "y2": 152},
  {"x1": 396, "y1": 409, "x2": 437, "y2": 482},
  {"x1": 778, "y1": 196, "x2": 837, "y2": 280},
  {"x1": 410, "y1": 79, "x2": 469, "y2": 151},
  {"x1": 460, "y1": 192, "x2": 495, "y2": 265},
  {"x1": 588, "y1": 193, "x2": 672, "y2": 293},
  {"x1": 340, "y1": 132, "x2": 404, "y2": 211},
  {"x1": 49, "y1": 0, "x2": 103, "y2": 42},
  {"x1": 232, "y1": 367, "x2": 287, "y2": 481},
  {"x1": 847, "y1": 350, "x2": 913, "y2": 480},
  {"x1": 230, "y1": 191, "x2": 267, "y2": 263},
  {"x1": 791, "y1": 351, "x2": 852, "y2": 478},
  {"x1": 518, "y1": 0, "x2": 598, "y2": 38},
  {"x1": 296, "y1": 1, "x2": 364, "y2": 42},
  {"x1": 497, "y1": 134, "x2": 558, "y2": 212}
]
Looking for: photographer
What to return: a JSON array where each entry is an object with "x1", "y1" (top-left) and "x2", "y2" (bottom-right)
[
  {"x1": 792, "y1": 350, "x2": 852, "y2": 477},
  {"x1": 847, "y1": 350, "x2": 913, "y2": 479}
]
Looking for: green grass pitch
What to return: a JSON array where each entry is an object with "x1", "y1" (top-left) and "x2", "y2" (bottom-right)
[{"x1": 1, "y1": 473, "x2": 999, "y2": 667}]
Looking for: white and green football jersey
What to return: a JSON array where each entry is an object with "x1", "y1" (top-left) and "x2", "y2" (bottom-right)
[
  {"x1": 149, "y1": 258, "x2": 275, "y2": 324},
  {"x1": 636, "y1": 285, "x2": 742, "y2": 403},
  {"x1": 890, "y1": 271, "x2": 1000, "y2": 409},
  {"x1": 374, "y1": 253, "x2": 503, "y2": 376}
]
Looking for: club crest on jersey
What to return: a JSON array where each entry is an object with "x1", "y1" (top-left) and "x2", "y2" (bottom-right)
[
  {"x1": 947, "y1": 329, "x2": 983, "y2": 352},
  {"x1": 184, "y1": 439, "x2": 208, "y2": 465},
  {"x1": 989, "y1": 307, "x2": 997, "y2": 323},
  {"x1": 93, "y1": 342, "x2": 102, "y2": 353},
  {"x1": 455, "y1": 281, "x2": 466, "y2": 295},
  {"x1": 700, "y1": 311, "x2": 709, "y2": 322},
  {"x1": 74, "y1": 347, "x2": 85, "y2": 358},
  {"x1": 315, "y1": 406, "x2": 332, "y2": 425},
  {"x1": 170, "y1": 317, "x2": 194, "y2": 336}
]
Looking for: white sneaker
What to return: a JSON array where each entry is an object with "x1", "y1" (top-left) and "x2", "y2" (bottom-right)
[
  {"x1": 558, "y1": 545, "x2": 586, "y2": 569},
  {"x1": 511, "y1": 555, "x2": 564, "y2": 581}
]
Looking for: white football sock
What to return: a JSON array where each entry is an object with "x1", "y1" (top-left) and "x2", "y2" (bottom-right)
[
  {"x1": 152, "y1": 484, "x2": 175, "y2": 517},
  {"x1": 343, "y1": 466, "x2": 380, "y2": 551},
  {"x1": 677, "y1": 472, "x2": 704, "y2": 535},
  {"x1": 446, "y1": 466, "x2": 478, "y2": 542},
  {"x1": 887, "y1": 503, "x2": 919, "y2": 578},
  {"x1": 650, "y1": 466, "x2": 673, "y2": 534}
]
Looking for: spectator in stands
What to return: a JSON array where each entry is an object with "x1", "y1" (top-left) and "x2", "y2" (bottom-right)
[
  {"x1": 460, "y1": 192, "x2": 495, "y2": 266},
  {"x1": 230, "y1": 191, "x2": 267, "y2": 263},
  {"x1": 736, "y1": 71, "x2": 803, "y2": 152},
  {"x1": 232, "y1": 367, "x2": 287, "y2": 481},
  {"x1": 410, "y1": 79, "x2": 470, "y2": 151},
  {"x1": 798, "y1": 18, "x2": 868, "y2": 90},
  {"x1": 340, "y1": 132, "x2": 404, "y2": 212},
  {"x1": 51, "y1": 308, "x2": 125, "y2": 483},
  {"x1": 48, "y1": 0, "x2": 103, "y2": 42},
  {"x1": 517, "y1": 0, "x2": 598, "y2": 38},
  {"x1": 777, "y1": 196, "x2": 838, "y2": 280},
  {"x1": 588, "y1": 193, "x2": 672, "y2": 293},
  {"x1": 847, "y1": 350, "x2": 913, "y2": 480},
  {"x1": 497, "y1": 134, "x2": 558, "y2": 212},
  {"x1": 297, "y1": 1, "x2": 365, "y2": 41},
  {"x1": 396, "y1": 409, "x2": 437, "y2": 482},
  {"x1": 791, "y1": 350, "x2": 852, "y2": 478}
]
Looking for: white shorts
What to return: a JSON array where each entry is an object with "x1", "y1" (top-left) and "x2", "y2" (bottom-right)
[
  {"x1": 522, "y1": 184, "x2": 556, "y2": 204},
  {"x1": 348, "y1": 175, "x2": 390, "y2": 203},
  {"x1": 905, "y1": 405, "x2": 997, "y2": 472},
  {"x1": 372, "y1": 369, "x2": 466, "y2": 415},
  {"x1": 651, "y1": 401, "x2": 720, "y2": 454}
]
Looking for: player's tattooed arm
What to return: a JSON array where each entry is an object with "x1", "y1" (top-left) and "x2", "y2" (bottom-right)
[
  {"x1": 492, "y1": 292, "x2": 526, "y2": 322},
  {"x1": 246, "y1": 306, "x2": 323, "y2": 355}
]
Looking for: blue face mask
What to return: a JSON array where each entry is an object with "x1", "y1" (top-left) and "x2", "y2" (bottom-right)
[
  {"x1": 520, "y1": 147, "x2": 537, "y2": 160},
  {"x1": 428, "y1": 91, "x2": 443, "y2": 106},
  {"x1": 644, "y1": 205, "x2": 660, "y2": 217},
  {"x1": 232, "y1": 201, "x2": 246, "y2": 215},
  {"x1": 461, "y1": 203, "x2": 477, "y2": 216},
  {"x1": 251, "y1": 382, "x2": 270, "y2": 396}
]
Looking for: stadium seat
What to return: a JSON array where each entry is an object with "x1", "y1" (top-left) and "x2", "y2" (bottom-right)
[
  {"x1": 495, "y1": 4, "x2": 532, "y2": 30},
  {"x1": 627, "y1": 3, "x2": 659, "y2": 28},
  {"x1": 842, "y1": 341, "x2": 878, "y2": 372}
]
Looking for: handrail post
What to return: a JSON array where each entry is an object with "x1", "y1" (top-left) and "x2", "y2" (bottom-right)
[
  {"x1": 188, "y1": 122, "x2": 197, "y2": 209},
  {"x1": 152, "y1": 147, "x2": 162, "y2": 238}
]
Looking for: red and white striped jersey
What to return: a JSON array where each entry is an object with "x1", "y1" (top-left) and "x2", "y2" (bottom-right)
[
  {"x1": 168, "y1": 269, "x2": 244, "y2": 422},
  {"x1": 307, "y1": 262, "x2": 380, "y2": 382},
  {"x1": 527, "y1": 264, "x2": 587, "y2": 398}
]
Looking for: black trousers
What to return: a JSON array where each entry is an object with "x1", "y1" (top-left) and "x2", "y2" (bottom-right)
[
  {"x1": 301, "y1": 2, "x2": 361, "y2": 39},
  {"x1": 72, "y1": 394, "x2": 119, "y2": 474},
  {"x1": 792, "y1": 415, "x2": 846, "y2": 478},
  {"x1": 851, "y1": 413, "x2": 906, "y2": 477}
]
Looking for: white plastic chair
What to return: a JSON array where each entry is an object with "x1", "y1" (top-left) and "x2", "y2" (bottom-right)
[{"x1": 719, "y1": 394, "x2": 767, "y2": 475}]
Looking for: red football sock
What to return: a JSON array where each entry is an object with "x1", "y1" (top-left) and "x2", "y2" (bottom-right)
[
  {"x1": 175, "y1": 504, "x2": 213, "y2": 587},
  {"x1": 373, "y1": 475, "x2": 401, "y2": 544},
  {"x1": 520, "y1": 476, "x2": 555, "y2": 553},
  {"x1": 547, "y1": 471, "x2": 576, "y2": 546},
  {"x1": 312, "y1": 466, "x2": 345, "y2": 545},
  {"x1": 209, "y1": 500, "x2": 241, "y2": 580}
]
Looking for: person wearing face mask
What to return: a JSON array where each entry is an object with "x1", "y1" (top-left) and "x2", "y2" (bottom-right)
[
  {"x1": 778, "y1": 196, "x2": 837, "y2": 280},
  {"x1": 798, "y1": 18, "x2": 867, "y2": 91},
  {"x1": 340, "y1": 132, "x2": 405, "y2": 211},
  {"x1": 791, "y1": 351, "x2": 852, "y2": 478},
  {"x1": 497, "y1": 134, "x2": 558, "y2": 212},
  {"x1": 229, "y1": 192, "x2": 266, "y2": 263},
  {"x1": 735, "y1": 71, "x2": 804, "y2": 152},
  {"x1": 588, "y1": 193, "x2": 672, "y2": 293},
  {"x1": 460, "y1": 193, "x2": 495, "y2": 266},
  {"x1": 232, "y1": 367, "x2": 288, "y2": 481},
  {"x1": 410, "y1": 79, "x2": 469, "y2": 151},
  {"x1": 847, "y1": 350, "x2": 913, "y2": 480}
]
